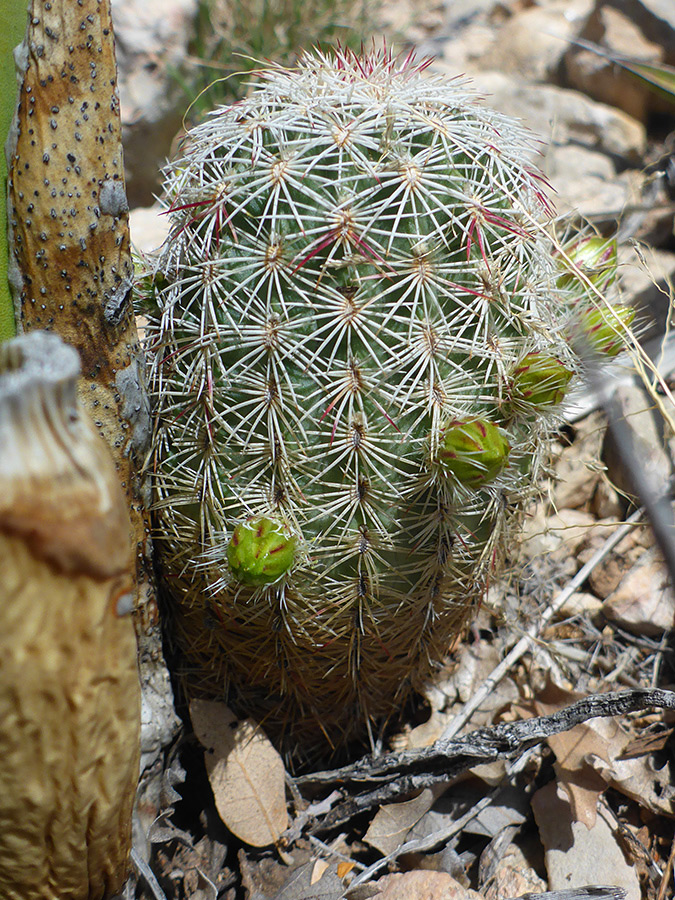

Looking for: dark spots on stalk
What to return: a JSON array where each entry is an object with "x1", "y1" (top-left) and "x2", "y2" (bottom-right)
[
  {"x1": 231, "y1": 532, "x2": 239, "y2": 546},
  {"x1": 256, "y1": 523, "x2": 265, "y2": 538},
  {"x1": 357, "y1": 476, "x2": 369, "y2": 502},
  {"x1": 269, "y1": 542, "x2": 286, "y2": 555}
]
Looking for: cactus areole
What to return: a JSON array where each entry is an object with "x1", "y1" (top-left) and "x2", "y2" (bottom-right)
[{"x1": 145, "y1": 48, "x2": 602, "y2": 755}]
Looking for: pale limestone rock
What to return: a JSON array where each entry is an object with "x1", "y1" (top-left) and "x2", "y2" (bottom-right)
[
  {"x1": 532, "y1": 781, "x2": 641, "y2": 900},
  {"x1": 565, "y1": 4, "x2": 664, "y2": 122},
  {"x1": 543, "y1": 144, "x2": 641, "y2": 219},
  {"x1": 484, "y1": 1, "x2": 594, "y2": 84},
  {"x1": 602, "y1": 380, "x2": 673, "y2": 506},
  {"x1": 520, "y1": 508, "x2": 599, "y2": 561},
  {"x1": 111, "y1": 0, "x2": 199, "y2": 206},
  {"x1": 602, "y1": 547, "x2": 675, "y2": 634},
  {"x1": 580, "y1": 522, "x2": 654, "y2": 598},
  {"x1": 484, "y1": 843, "x2": 547, "y2": 900},
  {"x1": 557, "y1": 590, "x2": 603, "y2": 618},
  {"x1": 374, "y1": 870, "x2": 485, "y2": 900},
  {"x1": 467, "y1": 72, "x2": 646, "y2": 161},
  {"x1": 617, "y1": 245, "x2": 675, "y2": 343},
  {"x1": 129, "y1": 204, "x2": 171, "y2": 255}
]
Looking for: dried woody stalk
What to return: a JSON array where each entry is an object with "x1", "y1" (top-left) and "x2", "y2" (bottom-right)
[
  {"x1": 5, "y1": 0, "x2": 178, "y2": 790},
  {"x1": 6, "y1": 0, "x2": 163, "y2": 662},
  {"x1": 291, "y1": 688, "x2": 675, "y2": 834},
  {"x1": 0, "y1": 332, "x2": 140, "y2": 900}
]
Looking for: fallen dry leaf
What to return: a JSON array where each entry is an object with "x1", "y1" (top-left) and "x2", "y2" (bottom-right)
[
  {"x1": 190, "y1": 699, "x2": 288, "y2": 846},
  {"x1": 338, "y1": 861, "x2": 356, "y2": 878},
  {"x1": 532, "y1": 781, "x2": 640, "y2": 900},
  {"x1": 311, "y1": 859, "x2": 330, "y2": 885},
  {"x1": 533, "y1": 681, "x2": 606, "y2": 829},
  {"x1": 364, "y1": 789, "x2": 438, "y2": 856},
  {"x1": 584, "y1": 720, "x2": 675, "y2": 817},
  {"x1": 533, "y1": 679, "x2": 675, "y2": 819},
  {"x1": 263, "y1": 861, "x2": 346, "y2": 900}
]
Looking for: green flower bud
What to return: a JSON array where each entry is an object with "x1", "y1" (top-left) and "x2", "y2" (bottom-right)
[
  {"x1": 557, "y1": 237, "x2": 618, "y2": 293},
  {"x1": 511, "y1": 352, "x2": 573, "y2": 408},
  {"x1": 437, "y1": 418, "x2": 510, "y2": 487},
  {"x1": 577, "y1": 305, "x2": 635, "y2": 357},
  {"x1": 227, "y1": 516, "x2": 296, "y2": 586}
]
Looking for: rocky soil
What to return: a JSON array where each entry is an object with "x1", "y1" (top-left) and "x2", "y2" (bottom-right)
[{"x1": 114, "y1": 1, "x2": 675, "y2": 898}]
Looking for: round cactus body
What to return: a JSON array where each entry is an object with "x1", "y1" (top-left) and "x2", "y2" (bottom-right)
[{"x1": 145, "y1": 48, "x2": 588, "y2": 755}]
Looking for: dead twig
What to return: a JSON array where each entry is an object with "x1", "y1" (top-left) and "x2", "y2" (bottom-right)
[
  {"x1": 291, "y1": 688, "x2": 675, "y2": 834},
  {"x1": 657, "y1": 830, "x2": 675, "y2": 900},
  {"x1": 349, "y1": 791, "x2": 495, "y2": 886},
  {"x1": 503, "y1": 889, "x2": 626, "y2": 900}
]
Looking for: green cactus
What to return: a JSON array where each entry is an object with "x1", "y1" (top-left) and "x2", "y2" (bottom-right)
[
  {"x1": 437, "y1": 418, "x2": 510, "y2": 487},
  {"x1": 227, "y1": 516, "x2": 297, "y2": 586},
  {"x1": 555, "y1": 235, "x2": 635, "y2": 359},
  {"x1": 143, "y1": 48, "x2": 601, "y2": 756},
  {"x1": 576, "y1": 304, "x2": 636, "y2": 358},
  {"x1": 556, "y1": 236, "x2": 618, "y2": 292},
  {"x1": 509, "y1": 352, "x2": 574, "y2": 410}
]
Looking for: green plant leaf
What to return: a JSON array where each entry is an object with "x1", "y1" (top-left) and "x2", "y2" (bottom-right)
[
  {"x1": 1, "y1": 0, "x2": 28, "y2": 341},
  {"x1": 567, "y1": 35, "x2": 675, "y2": 103}
]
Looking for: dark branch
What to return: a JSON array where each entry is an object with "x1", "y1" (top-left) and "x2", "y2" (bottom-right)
[{"x1": 291, "y1": 689, "x2": 675, "y2": 833}]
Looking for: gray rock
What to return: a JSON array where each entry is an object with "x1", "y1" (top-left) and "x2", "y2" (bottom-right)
[
  {"x1": 533, "y1": 780, "x2": 641, "y2": 899},
  {"x1": 602, "y1": 379, "x2": 673, "y2": 506},
  {"x1": 617, "y1": 245, "x2": 675, "y2": 342},
  {"x1": 111, "y1": 0, "x2": 199, "y2": 207},
  {"x1": 466, "y1": 71, "x2": 646, "y2": 162},
  {"x1": 445, "y1": 70, "x2": 646, "y2": 218},
  {"x1": 436, "y1": 22, "x2": 499, "y2": 75},
  {"x1": 602, "y1": 547, "x2": 675, "y2": 635},
  {"x1": 129, "y1": 204, "x2": 171, "y2": 255},
  {"x1": 609, "y1": 0, "x2": 675, "y2": 61},
  {"x1": 481, "y1": 0, "x2": 594, "y2": 84},
  {"x1": 544, "y1": 143, "x2": 641, "y2": 220},
  {"x1": 564, "y1": 2, "x2": 666, "y2": 122},
  {"x1": 444, "y1": 0, "x2": 503, "y2": 29}
]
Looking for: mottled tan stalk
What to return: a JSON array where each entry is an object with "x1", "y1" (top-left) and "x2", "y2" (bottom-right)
[
  {"x1": 0, "y1": 332, "x2": 140, "y2": 900},
  {"x1": 6, "y1": 0, "x2": 157, "y2": 637},
  {"x1": 5, "y1": 1, "x2": 178, "y2": 783}
]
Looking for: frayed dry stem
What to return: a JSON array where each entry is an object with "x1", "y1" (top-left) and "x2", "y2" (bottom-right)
[{"x1": 292, "y1": 687, "x2": 675, "y2": 833}]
